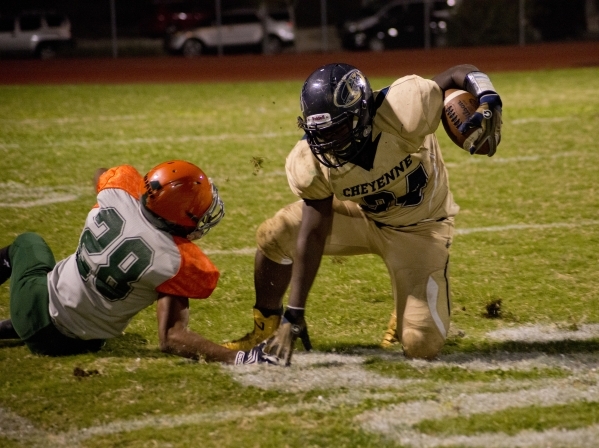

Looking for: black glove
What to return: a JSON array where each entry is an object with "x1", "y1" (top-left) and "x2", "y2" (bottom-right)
[
  {"x1": 263, "y1": 308, "x2": 312, "y2": 366},
  {"x1": 458, "y1": 93, "x2": 502, "y2": 156},
  {"x1": 234, "y1": 341, "x2": 280, "y2": 365}
]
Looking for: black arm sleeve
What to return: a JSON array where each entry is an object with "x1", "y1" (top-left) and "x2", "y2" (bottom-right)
[{"x1": 431, "y1": 64, "x2": 479, "y2": 91}]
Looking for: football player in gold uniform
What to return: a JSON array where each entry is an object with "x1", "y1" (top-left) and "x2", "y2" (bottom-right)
[{"x1": 224, "y1": 63, "x2": 502, "y2": 363}]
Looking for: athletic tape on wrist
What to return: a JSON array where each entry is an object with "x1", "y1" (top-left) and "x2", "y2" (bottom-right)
[{"x1": 464, "y1": 72, "x2": 497, "y2": 98}]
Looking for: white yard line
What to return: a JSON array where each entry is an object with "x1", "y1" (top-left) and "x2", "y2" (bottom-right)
[
  {"x1": 455, "y1": 219, "x2": 599, "y2": 235},
  {"x1": 0, "y1": 114, "x2": 586, "y2": 152},
  {"x1": 0, "y1": 407, "x2": 48, "y2": 443},
  {"x1": 203, "y1": 219, "x2": 599, "y2": 256},
  {"x1": 488, "y1": 323, "x2": 599, "y2": 342},
  {"x1": 0, "y1": 115, "x2": 574, "y2": 125},
  {"x1": 226, "y1": 352, "x2": 422, "y2": 392},
  {"x1": 0, "y1": 389, "x2": 396, "y2": 447},
  {"x1": 2, "y1": 115, "x2": 588, "y2": 151},
  {"x1": 2, "y1": 323, "x2": 599, "y2": 447},
  {"x1": 227, "y1": 350, "x2": 599, "y2": 392},
  {"x1": 0, "y1": 182, "x2": 87, "y2": 208},
  {"x1": 1, "y1": 131, "x2": 300, "y2": 150},
  {"x1": 3, "y1": 174, "x2": 596, "y2": 244},
  {"x1": 0, "y1": 115, "x2": 149, "y2": 125},
  {"x1": 357, "y1": 378, "x2": 599, "y2": 448},
  {"x1": 4, "y1": 373, "x2": 599, "y2": 447},
  {"x1": 0, "y1": 194, "x2": 80, "y2": 208},
  {"x1": 203, "y1": 248, "x2": 256, "y2": 256},
  {"x1": 445, "y1": 150, "x2": 588, "y2": 167},
  {"x1": 511, "y1": 117, "x2": 574, "y2": 125}
]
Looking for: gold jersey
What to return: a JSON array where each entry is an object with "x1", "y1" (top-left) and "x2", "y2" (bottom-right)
[{"x1": 286, "y1": 74, "x2": 460, "y2": 227}]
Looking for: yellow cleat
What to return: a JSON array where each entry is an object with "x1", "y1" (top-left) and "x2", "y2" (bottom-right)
[
  {"x1": 380, "y1": 311, "x2": 399, "y2": 348},
  {"x1": 223, "y1": 308, "x2": 281, "y2": 351}
]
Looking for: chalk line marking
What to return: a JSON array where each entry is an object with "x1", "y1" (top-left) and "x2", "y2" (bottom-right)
[
  {"x1": 203, "y1": 219, "x2": 599, "y2": 256},
  {"x1": 203, "y1": 248, "x2": 256, "y2": 256},
  {"x1": 0, "y1": 406, "x2": 48, "y2": 443},
  {"x1": 356, "y1": 376, "x2": 599, "y2": 448},
  {"x1": 4, "y1": 359, "x2": 596, "y2": 447},
  {"x1": 3, "y1": 373, "x2": 598, "y2": 447},
  {"x1": 1, "y1": 179, "x2": 597, "y2": 246},
  {"x1": 0, "y1": 115, "x2": 149, "y2": 125},
  {"x1": 488, "y1": 323, "x2": 599, "y2": 342},
  {"x1": 0, "y1": 115, "x2": 576, "y2": 127},
  {"x1": 511, "y1": 116, "x2": 575, "y2": 125},
  {"x1": 2, "y1": 323, "x2": 599, "y2": 447},
  {"x1": 0, "y1": 114, "x2": 575, "y2": 125},
  {"x1": 226, "y1": 352, "x2": 422, "y2": 392},
  {"x1": 444, "y1": 150, "x2": 591, "y2": 167},
  {"x1": 455, "y1": 219, "x2": 599, "y2": 235},
  {"x1": 227, "y1": 350, "x2": 599, "y2": 393},
  {"x1": 0, "y1": 182, "x2": 88, "y2": 208},
  {"x1": 1, "y1": 130, "x2": 301, "y2": 150}
]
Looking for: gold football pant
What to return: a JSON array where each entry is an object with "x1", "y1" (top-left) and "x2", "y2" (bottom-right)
[{"x1": 256, "y1": 199, "x2": 453, "y2": 359}]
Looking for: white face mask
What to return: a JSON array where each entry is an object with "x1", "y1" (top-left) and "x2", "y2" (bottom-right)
[{"x1": 187, "y1": 183, "x2": 225, "y2": 240}]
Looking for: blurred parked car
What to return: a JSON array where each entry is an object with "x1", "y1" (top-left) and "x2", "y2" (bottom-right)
[
  {"x1": 165, "y1": 8, "x2": 294, "y2": 57},
  {"x1": 0, "y1": 12, "x2": 73, "y2": 59},
  {"x1": 140, "y1": 0, "x2": 212, "y2": 37},
  {"x1": 341, "y1": 0, "x2": 452, "y2": 51}
]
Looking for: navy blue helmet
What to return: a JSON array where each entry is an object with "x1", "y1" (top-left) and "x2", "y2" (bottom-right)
[{"x1": 297, "y1": 63, "x2": 374, "y2": 168}]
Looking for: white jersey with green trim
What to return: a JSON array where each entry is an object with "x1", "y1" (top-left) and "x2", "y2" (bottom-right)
[
  {"x1": 286, "y1": 74, "x2": 460, "y2": 227},
  {"x1": 47, "y1": 189, "x2": 180, "y2": 339}
]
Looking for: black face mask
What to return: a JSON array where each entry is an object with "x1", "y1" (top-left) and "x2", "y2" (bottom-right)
[{"x1": 299, "y1": 110, "x2": 373, "y2": 168}]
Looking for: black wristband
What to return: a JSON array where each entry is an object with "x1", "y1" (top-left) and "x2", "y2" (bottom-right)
[{"x1": 284, "y1": 307, "x2": 304, "y2": 324}]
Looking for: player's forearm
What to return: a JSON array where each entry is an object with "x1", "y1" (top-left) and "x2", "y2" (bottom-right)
[
  {"x1": 432, "y1": 64, "x2": 479, "y2": 91},
  {"x1": 160, "y1": 326, "x2": 237, "y2": 363},
  {"x1": 287, "y1": 197, "x2": 333, "y2": 309},
  {"x1": 288, "y1": 231, "x2": 327, "y2": 309},
  {"x1": 288, "y1": 199, "x2": 333, "y2": 308}
]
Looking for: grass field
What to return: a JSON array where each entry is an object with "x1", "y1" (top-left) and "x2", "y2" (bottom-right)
[{"x1": 1, "y1": 66, "x2": 599, "y2": 447}]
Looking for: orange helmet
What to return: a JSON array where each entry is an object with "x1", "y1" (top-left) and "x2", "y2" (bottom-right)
[{"x1": 141, "y1": 160, "x2": 224, "y2": 240}]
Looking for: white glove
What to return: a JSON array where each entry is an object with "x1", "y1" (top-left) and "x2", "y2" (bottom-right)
[{"x1": 234, "y1": 341, "x2": 280, "y2": 365}]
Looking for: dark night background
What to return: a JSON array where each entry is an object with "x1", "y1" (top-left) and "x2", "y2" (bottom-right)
[
  {"x1": 0, "y1": 0, "x2": 593, "y2": 45},
  {"x1": 0, "y1": 0, "x2": 366, "y2": 38}
]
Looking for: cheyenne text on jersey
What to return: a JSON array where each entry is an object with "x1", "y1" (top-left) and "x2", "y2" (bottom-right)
[{"x1": 342, "y1": 154, "x2": 413, "y2": 197}]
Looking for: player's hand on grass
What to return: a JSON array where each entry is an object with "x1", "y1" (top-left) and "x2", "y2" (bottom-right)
[
  {"x1": 459, "y1": 93, "x2": 502, "y2": 156},
  {"x1": 234, "y1": 341, "x2": 280, "y2": 365},
  {"x1": 263, "y1": 309, "x2": 312, "y2": 366}
]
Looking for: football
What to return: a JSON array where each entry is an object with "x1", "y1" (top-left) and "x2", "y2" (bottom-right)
[{"x1": 441, "y1": 88, "x2": 490, "y2": 155}]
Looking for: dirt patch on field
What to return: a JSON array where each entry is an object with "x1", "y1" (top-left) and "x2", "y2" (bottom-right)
[{"x1": 1, "y1": 41, "x2": 598, "y2": 85}]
